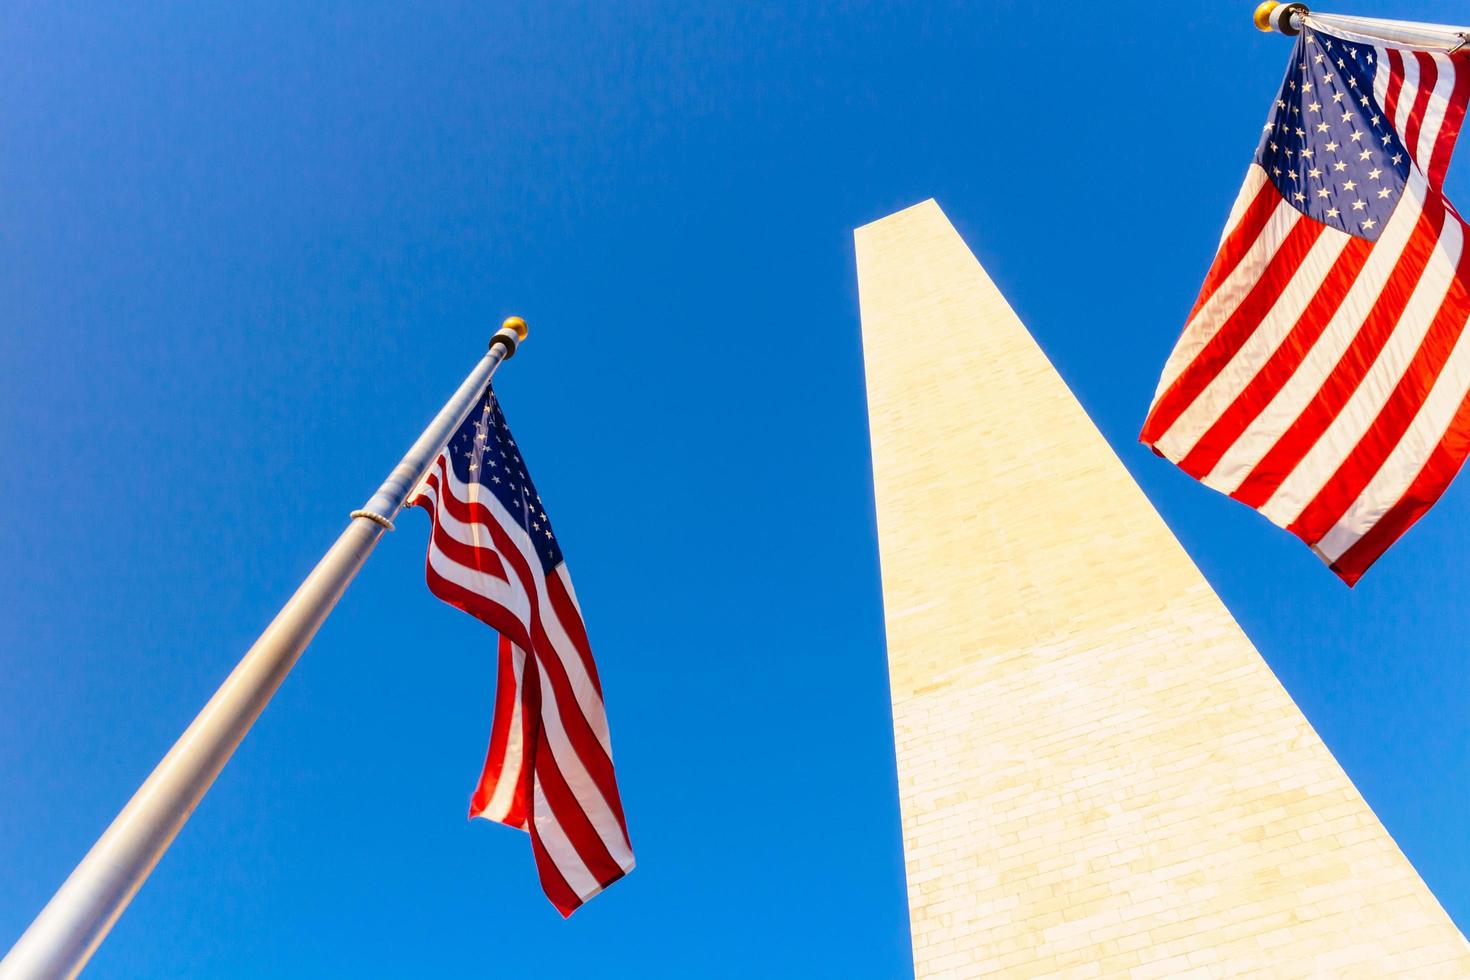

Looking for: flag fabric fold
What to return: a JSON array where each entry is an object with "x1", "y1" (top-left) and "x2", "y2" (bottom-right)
[
  {"x1": 1140, "y1": 23, "x2": 1470, "y2": 585},
  {"x1": 409, "y1": 385, "x2": 633, "y2": 915}
]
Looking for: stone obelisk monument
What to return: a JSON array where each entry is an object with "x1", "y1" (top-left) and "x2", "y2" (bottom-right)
[{"x1": 855, "y1": 200, "x2": 1470, "y2": 977}]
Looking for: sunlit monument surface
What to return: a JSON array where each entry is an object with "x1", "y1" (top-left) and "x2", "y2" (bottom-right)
[{"x1": 855, "y1": 200, "x2": 1470, "y2": 977}]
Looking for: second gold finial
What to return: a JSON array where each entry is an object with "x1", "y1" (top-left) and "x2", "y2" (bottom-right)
[{"x1": 1253, "y1": 1, "x2": 1279, "y2": 32}]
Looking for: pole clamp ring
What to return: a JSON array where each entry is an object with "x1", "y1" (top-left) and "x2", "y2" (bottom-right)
[
  {"x1": 349, "y1": 510, "x2": 396, "y2": 531},
  {"x1": 489, "y1": 331, "x2": 519, "y2": 359},
  {"x1": 1272, "y1": 2, "x2": 1308, "y2": 35}
]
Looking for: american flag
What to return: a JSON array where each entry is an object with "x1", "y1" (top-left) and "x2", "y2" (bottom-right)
[
  {"x1": 408, "y1": 385, "x2": 633, "y2": 915},
  {"x1": 1140, "y1": 22, "x2": 1470, "y2": 585}
]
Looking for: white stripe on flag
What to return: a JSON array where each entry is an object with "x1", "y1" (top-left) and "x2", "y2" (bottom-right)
[
  {"x1": 531, "y1": 778, "x2": 602, "y2": 899},
  {"x1": 1202, "y1": 170, "x2": 1431, "y2": 492},
  {"x1": 1418, "y1": 54, "x2": 1456, "y2": 173},
  {"x1": 478, "y1": 645, "x2": 528, "y2": 824},
  {"x1": 438, "y1": 463, "x2": 615, "y2": 755},
  {"x1": 1317, "y1": 303, "x2": 1470, "y2": 559},
  {"x1": 1155, "y1": 221, "x2": 1354, "y2": 461},
  {"x1": 1394, "y1": 49, "x2": 1420, "y2": 141},
  {"x1": 1153, "y1": 191, "x2": 1299, "y2": 400},
  {"x1": 1261, "y1": 215, "x2": 1466, "y2": 524}
]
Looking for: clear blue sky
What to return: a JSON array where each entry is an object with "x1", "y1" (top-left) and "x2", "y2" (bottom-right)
[{"x1": 2, "y1": 2, "x2": 1466, "y2": 976}]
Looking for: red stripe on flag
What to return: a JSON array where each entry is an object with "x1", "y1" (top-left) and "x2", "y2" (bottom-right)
[
  {"x1": 529, "y1": 833, "x2": 586, "y2": 918},
  {"x1": 1142, "y1": 204, "x2": 1321, "y2": 444},
  {"x1": 505, "y1": 647, "x2": 538, "y2": 830},
  {"x1": 1288, "y1": 227, "x2": 1470, "y2": 542},
  {"x1": 422, "y1": 561, "x2": 533, "y2": 651},
  {"x1": 428, "y1": 505, "x2": 509, "y2": 584},
  {"x1": 470, "y1": 636, "x2": 531, "y2": 828},
  {"x1": 1184, "y1": 179, "x2": 1283, "y2": 324},
  {"x1": 1403, "y1": 52, "x2": 1438, "y2": 174},
  {"x1": 515, "y1": 664, "x2": 589, "y2": 919},
  {"x1": 545, "y1": 571, "x2": 604, "y2": 698},
  {"x1": 1384, "y1": 49, "x2": 1407, "y2": 141},
  {"x1": 1330, "y1": 387, "x2": 1470, "y2": 585},
  {"x1": 1429, "y1": 54, "x2": 1470, "y2": 186},
  {"x1": 1232, "y1": 196, "x2": 1448, "y2": 508},
  {"x1": 474, "y1": 512, "x2": 614, "y2": 760},
  {"x1": 1178, "y1": 237, "x2": 1375, "y2": 478},
  {"x1": 420, "y1": 459, "x2": 517, "y2": 551},
  {"x1": 531, "y1": 739, "x2": 625, "y2": 885},
  {"x1": 420, "y1": 565, "x2": 609, "y2": 817},
  {"x1": 457, "y1": 486, "x2": 630, "y2": 836},
  {"x1": 530, "y1": 612, "x2": 630, "y2": 829},
  {"x1": 432, "y1": 575, "x2": 623, "y2": 910},
  {"x1": 413, "y1": 389, "x2": 632, "y2": 913}
]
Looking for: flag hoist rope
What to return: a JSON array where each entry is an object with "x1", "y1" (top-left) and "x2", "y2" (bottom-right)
[
  {"x1": 1254, "y1": 2, "x2": 1470, "y2": 51},
  {"x1": 0, "y1": 318, "x2": 530, "y2": 980}
]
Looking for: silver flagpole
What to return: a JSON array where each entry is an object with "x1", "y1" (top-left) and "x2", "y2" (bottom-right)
[
  {"x1": 0, "y1": 317, "x2": 530, "y2": 980},
  {"x1": 1253, "y1": 2, "x2": 1470, "y2": 51}
]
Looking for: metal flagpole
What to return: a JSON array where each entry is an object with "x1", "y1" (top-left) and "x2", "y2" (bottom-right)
[
  {"x1": 0, "y1": 317, "x2": 530, "y2": 980},
  {"x1": 1253, "y1": 2, "x2": 1470, "y2": 51}
]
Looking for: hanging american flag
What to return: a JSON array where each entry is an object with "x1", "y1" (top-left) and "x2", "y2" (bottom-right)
[
  {"x1": 408, "y1": 385, "x2": 633, "y2": 915},
  {"x1": 1140, "y1": 18, "x2": 1470, "y2": 585}
]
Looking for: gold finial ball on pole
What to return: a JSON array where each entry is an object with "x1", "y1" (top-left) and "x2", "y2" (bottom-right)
[
  {"x1": 490, "y1": 316, "x2": 528, "y2": 359},
  {"x1": 1253, "y1": 1, "x2": 1279, "y2": 32},
  {"x1": 1254, "y1": 1, "x2": 1307, "y2": 35}
]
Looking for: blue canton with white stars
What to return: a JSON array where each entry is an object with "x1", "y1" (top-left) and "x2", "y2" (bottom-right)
[
  {"x1": 448, "y1": 386, "x2": 563, "y2": 573},
  {"x1": 1256, "y1": 29, "x2": 1410, "y2": 242}
]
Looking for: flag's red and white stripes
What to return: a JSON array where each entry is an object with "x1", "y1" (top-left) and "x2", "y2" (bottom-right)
[
  {"x1": 1141, "y1": 38, "x2": 1470, "y2": 585},
  {"x1": 409, "y1": 449, "x2": 632, "y2": 915}
]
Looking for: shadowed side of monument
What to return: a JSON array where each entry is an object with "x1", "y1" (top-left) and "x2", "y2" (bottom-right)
[{"x1": 855, "y1": 199, "x2": 1470, "y2": 978}]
